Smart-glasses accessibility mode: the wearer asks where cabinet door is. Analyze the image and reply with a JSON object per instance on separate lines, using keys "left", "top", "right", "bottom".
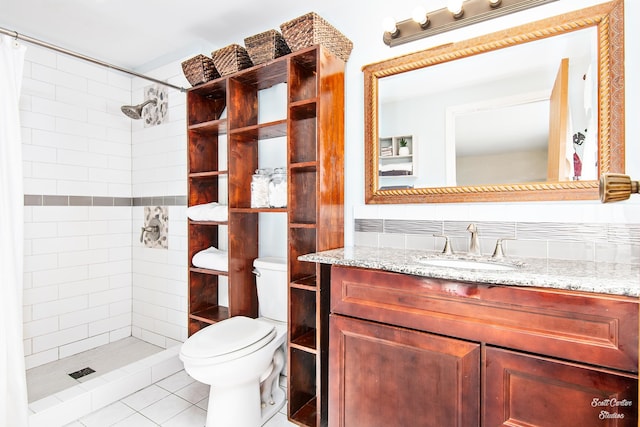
{"left": 485, "top": 346, "right": 638, "bottom": 426}
{"left": 329, "top": 314, "right": 480, "bottom": 427}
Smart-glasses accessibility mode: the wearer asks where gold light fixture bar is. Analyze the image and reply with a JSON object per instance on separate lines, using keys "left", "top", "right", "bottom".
{"left": 383, "top": 0, "right": 558, "bottom": 47}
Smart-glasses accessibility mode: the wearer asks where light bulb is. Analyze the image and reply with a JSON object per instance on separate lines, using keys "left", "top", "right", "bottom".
{"left": 447, "top": 0, "right": 464, "bottom": 17}
{"left": 382, "top": 16, "right": 398, "bottom": 35}
{"left": 411, "top": 7, "right": 428, "bottom": 26}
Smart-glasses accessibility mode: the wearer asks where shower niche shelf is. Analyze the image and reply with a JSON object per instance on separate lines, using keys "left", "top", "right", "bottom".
{"left": 186, "top": 45, "right": 345, "bottom": 427}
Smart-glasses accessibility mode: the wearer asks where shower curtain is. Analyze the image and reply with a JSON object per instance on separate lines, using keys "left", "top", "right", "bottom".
{"left": 0, "top": 34, "right": 28, "bottom": 427}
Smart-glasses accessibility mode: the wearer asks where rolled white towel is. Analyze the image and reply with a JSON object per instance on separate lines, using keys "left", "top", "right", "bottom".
{"left": 187, "top": 202, "right": 228, "bottom": 222}
{"left": 192, "top": 246, "right": 228, "bottom": 272}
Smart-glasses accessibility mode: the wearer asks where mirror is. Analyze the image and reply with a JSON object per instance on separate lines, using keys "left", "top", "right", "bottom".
{"left": 364, "top": 0, "right": 624, "bottom": 203}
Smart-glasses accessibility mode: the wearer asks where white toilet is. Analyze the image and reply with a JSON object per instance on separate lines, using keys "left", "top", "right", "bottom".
{"left": 179, "top": 257, "right": 288, "bottom": 427}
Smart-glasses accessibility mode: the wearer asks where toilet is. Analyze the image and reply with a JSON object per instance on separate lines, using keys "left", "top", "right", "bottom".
{"left": 179, "top": 257, "right": 288, "bottom": 427}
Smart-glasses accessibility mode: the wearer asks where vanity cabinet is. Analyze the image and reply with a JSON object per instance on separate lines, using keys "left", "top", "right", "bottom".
{"left": 186, "top": 46, "right": 345, "bottom": 427}
{"left": 329, "top": 265, "right": 638, "bottom": 426}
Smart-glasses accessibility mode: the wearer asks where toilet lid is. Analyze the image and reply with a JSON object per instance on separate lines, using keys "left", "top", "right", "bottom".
{"left": 181, "top": 316, "right": 275, "bottom": 360}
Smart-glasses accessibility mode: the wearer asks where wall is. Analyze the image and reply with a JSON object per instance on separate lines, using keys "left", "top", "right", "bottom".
{"left": 313, "top": 0, "right": 640, "bottom": 259}
{"left": 21, "top": 45, "right": 134, "bottom": 369}
{"left": 130, "top": 62, "right": 189, "bottom": 348}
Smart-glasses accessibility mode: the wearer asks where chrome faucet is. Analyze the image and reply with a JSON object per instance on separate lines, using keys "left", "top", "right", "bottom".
{"left": 467, "top": 223, "right": 481, "bottom": 255}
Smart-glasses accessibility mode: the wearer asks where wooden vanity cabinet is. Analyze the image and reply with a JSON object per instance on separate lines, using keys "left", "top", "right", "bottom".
{"left": 329, "top": 265, "right": 638, "bottom": 427}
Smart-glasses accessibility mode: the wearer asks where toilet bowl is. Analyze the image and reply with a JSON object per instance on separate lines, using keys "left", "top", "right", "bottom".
{"left": 179, "top": 257, "right": 288, "bottom": 427}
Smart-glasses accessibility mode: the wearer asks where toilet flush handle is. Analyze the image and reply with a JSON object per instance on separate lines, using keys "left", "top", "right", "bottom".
{"left": 252, "top": 269, "right": 260, "bottom": 277}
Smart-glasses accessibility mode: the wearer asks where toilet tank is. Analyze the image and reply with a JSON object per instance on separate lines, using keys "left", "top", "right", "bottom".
{"left": 253, "top": 257, "right": 287, "bottom": 322}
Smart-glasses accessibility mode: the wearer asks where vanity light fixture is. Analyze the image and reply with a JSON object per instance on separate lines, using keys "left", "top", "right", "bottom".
{"left": 599, "top": 174, "right": 640, "bottom": 203}
{"left": 382, "top": 0, "right": 558, "bottom": 47}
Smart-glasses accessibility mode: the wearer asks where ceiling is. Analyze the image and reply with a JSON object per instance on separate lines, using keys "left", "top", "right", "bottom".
{"left": 0, "top": 0, "right": 345, "bottom": 70}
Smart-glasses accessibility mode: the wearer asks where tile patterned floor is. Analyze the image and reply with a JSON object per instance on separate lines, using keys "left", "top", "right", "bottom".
{"left": 63, "top": 370, "right": 296, "bottom": 427}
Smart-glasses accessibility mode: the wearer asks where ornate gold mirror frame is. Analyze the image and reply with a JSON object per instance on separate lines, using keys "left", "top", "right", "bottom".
{"left": 364, "top": 0, "right": 624, "bottom": 204}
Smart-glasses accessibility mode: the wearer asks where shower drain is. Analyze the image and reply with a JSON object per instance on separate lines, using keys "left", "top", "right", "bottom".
{"left": 68, "top": 367, "right": 95, "bottom": 380}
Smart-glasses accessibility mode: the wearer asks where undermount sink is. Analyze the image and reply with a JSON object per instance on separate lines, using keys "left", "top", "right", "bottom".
{"left": 416, "top": 257, "right": 519, "bottom": 271}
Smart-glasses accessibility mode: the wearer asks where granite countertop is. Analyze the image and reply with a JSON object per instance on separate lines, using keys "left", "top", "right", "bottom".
{"left": 299, "top": 246, "right": 640, "bottom": 297}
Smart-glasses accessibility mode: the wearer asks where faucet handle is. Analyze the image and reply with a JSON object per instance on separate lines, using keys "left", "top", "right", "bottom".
{"left": 433, "top": 234, "right": 453, "bottom": 255}
{"left": 492, "top": 238, "right": 511, "bottom": 259}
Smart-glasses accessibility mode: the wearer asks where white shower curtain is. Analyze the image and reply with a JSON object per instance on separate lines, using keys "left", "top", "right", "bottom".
{"left": 0, "top": 34, "right": 28, "bottom": 427}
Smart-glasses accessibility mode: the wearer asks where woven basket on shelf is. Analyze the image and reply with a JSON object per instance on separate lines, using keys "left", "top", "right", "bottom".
{"left": 181, "top": 54, "right": 220, "bottom": 87}
{"left": 280, "top": 12, "right": 353, "bottom": 62}
{"left": 211, "top": 44, "right": 254, "bottom": 76}
{"left": 244, "top": 29, "right": 291, "bottom": 65}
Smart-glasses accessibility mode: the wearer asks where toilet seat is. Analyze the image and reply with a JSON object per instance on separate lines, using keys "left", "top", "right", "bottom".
{"left": 180, "top": 316, "right": 276, "bottom": 364}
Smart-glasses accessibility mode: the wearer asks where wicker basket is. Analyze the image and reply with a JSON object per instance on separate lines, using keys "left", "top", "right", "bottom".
{"left": 211, "top": 44, "right": 254, "bottom": 76}
{"left": 280, "top": 12, "right": 353, "bottom": 62}
{"left": 181, "top": 54, "right": 220, "bottom": 87}
{"left": 244, "top": 30, "right": 291, "bottom": 65}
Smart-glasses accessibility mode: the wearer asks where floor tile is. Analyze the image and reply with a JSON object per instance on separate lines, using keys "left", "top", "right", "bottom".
{"left": 195, "top": 396, "right": 208, "bottom": 410}
{"left": 264, "top": 411, "right": 298, "bottom": 427}
{"left": 155, "top": 370, "right": 194, "bottom": 393}
{"left": 79, "top": 401, "right": 135, "bottom": 427}
{"left": 173, "top": 381, "right": 209, "bottom": 404}
{"left": 112, "top": 412, "right": 159, "bottom": 427}
{"left": 162, "top": 405, "right": 207, "bottom": 427}
{"left": 121, "top": 384, "right": 171, "bottom": 411}
{"left": 139, "top": 394, "right": 192, "bottom": 425}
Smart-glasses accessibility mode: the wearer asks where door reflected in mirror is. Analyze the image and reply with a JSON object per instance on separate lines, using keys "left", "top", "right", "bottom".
{"left": 365, "top": 0, "right": 624, "bottom": 203}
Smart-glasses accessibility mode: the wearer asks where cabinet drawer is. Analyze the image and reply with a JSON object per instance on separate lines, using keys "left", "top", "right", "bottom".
{"left": 485, "top": 346, "right": 638, "bottom": 426}
{"left": 330, "top": 266, "right": 638, "bottom": 372}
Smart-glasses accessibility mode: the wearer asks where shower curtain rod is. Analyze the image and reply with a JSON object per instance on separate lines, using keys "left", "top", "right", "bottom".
{"left": 0, "top": 26, "right": 187, "bottom": 93}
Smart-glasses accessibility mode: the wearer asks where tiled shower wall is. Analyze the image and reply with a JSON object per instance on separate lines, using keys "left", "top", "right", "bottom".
{"left": 130, "top": 63, "right": 189, "bottom": 348}
{"left": 21, "top": 45, "right": 133, "bottom": 369}
{"left": 21, "top": 45, "right": 192, "bottom": 369}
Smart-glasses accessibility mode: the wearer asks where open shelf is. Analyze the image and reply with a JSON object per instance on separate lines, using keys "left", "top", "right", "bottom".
{"left": 189, "top": 267, "right": 228, "bottom": 276}
{"left": 291, "top": 275, "right": 317, "bottom": 290}
{"left": 289, "top": 348, "right": 319, "bottom": 427}
{"left": 188, "top": 118, "right": 227, "bottom": 134}
{"left": 188, "top": 170, "right": 228, "bottom": 179}
{"left": 291, "top": 330, "right": 317, "bottom": 353}
{"left": 290, "top": 397, "right": 318, "bottom": 427}
{"left": 229, "top": 119, "right": 287, "bottom": 140}
{"left": 187, "top": 45, "right": 344, "bottom": 427}
{"left": 230, "top": 207, "right": 287, "bottom": 214}
{"left": 189, "top": 305, "right": 230, "bottom": 323}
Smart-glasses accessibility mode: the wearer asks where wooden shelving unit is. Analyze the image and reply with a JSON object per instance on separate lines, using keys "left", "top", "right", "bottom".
{"left": 186, "top": 46, "right": 344, "bottom": 427}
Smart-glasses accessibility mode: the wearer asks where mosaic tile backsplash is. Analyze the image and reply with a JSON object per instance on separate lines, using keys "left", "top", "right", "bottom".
{"left": 354, "top": 218, "right": 640, "bottom": 265}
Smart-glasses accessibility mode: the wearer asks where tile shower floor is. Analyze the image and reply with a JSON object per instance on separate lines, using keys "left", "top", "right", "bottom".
{"left": 63, "top": 370, "right": 295, "bottom": 427}
{"left": 27, "top": 337, "right": 163, "bottom": 402}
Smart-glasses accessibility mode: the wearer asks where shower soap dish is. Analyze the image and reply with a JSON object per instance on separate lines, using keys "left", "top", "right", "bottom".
{"left": 244, "top": 29, "right": 291, "bottom": 65}
{"left": 212, "top": 44, "right": 254, "bottom": 76}
{"left": 181, "top": 54, "right": 220, "bottom": 87}
{"left": 280, "top": 12, "right": 353, "bottom": 62}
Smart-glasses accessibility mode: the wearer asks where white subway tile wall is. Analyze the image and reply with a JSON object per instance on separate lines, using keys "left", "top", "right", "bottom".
{"left": 23, "top": 206, "right": 133, "bottom": 368}
{"left": 21, "top": 44, "right": 191, "bottom": 369}
{"left": 131, "top": 64, "right": 189, "bottom": 347}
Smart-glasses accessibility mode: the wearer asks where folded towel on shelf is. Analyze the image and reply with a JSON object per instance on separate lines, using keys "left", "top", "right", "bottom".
{"left": 380, "top": 170, "right": 412, "bottom": 176}
{"left": 192, "top": 246, "right": 228, "bottom": 272}
{"left": 379, "top": 162, "right": 413, "bottom": 173}
{"left": 187, "top": 202, "right": 228, "bottom": 222}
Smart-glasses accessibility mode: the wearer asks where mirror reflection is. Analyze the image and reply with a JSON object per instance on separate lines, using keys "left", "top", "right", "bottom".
{"left": 364, "top": 0, "right": 624, "bottom": 204}
{"left": 378, "top": 27, "right": 598, "bottom": 190}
